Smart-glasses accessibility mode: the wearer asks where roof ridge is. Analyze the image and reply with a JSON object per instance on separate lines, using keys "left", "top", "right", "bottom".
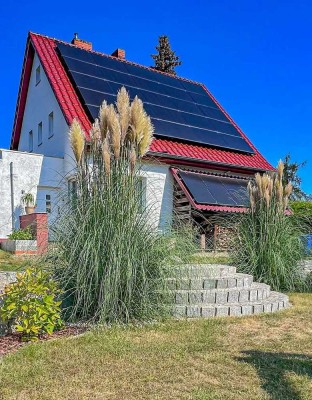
{"left": 29, "top": 32, "right": 203, "bottom": 87}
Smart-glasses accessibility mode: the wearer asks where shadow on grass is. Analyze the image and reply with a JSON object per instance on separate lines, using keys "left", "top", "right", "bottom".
{"left": 237, "top": 350, "right": 312, "bottom": 400}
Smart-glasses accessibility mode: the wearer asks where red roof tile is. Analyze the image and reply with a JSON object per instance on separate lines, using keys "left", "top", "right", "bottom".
{"left": 11, "top": 32, "right": 273, "bottom": 172}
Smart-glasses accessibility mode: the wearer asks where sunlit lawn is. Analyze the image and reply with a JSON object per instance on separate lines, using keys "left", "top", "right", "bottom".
{"left": 0, "top": 293, "right": 312, "bottom": 399}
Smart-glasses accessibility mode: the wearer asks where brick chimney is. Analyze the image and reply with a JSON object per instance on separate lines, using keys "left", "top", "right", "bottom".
{"left": 111, "top": 48, "right": 125, "bottom": 60}
{"left": 71, "top": 33, "right": 92, "bottom": 51}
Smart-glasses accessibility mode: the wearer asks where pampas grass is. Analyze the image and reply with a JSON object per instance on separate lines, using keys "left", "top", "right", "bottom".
{"left": 232, "top": 161, "right": 305, "bottom": 291}
{"left": 52, "top": 87, "right": 190, "bottom": 323}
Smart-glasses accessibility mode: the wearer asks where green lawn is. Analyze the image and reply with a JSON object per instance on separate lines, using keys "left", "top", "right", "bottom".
{"left": 0, "top": 250, "right": 31, "bottom": 272}
{"left": 0, "top": 293, "right": 312, "bottom": 399}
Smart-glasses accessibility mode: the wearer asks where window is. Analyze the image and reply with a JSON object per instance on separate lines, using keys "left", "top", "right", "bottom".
{"left": 45, "top": 194, "right": 51, "bottom": 213}
{"left": 38, "top": 122, "right": 43, "bottom": 146}
{"left": 48, "top": 112, "right": 54, "bottom": 138}
{"left": 35, "top": 66, "right": 41, "bottom": 85}
{"left": 29, "top": 130, "right": 33, "bottom": 152}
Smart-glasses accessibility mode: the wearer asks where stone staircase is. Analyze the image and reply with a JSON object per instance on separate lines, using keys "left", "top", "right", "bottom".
{"left": 170, "top": 264, "right": 290, "bottom": 318}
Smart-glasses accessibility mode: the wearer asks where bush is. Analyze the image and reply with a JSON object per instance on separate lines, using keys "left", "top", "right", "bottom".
{"left": 8, "top": 227, "right": 33, "bottom": 240}
{"left": 0, "top": 268, "right": 63, "bottom": 341}
{"left": 290, "top": 201, "right": 312, "bottom": 233}
{"left": 232, "top": 162, "right": 305, "bottom": 291}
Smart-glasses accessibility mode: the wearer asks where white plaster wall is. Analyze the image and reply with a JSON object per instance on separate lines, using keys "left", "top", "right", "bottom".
{"left": 18, "top": 53, "right": 69, "bottom": 158}
{"left": 141, "top": 161, "right": 173, "bottom": 231}
{"left": 0, "top": 149, "right": 63, "bottom": 239}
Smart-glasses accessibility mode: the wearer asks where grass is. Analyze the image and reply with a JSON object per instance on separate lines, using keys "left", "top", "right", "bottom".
{"left": 0, "top": 250, "right": 31, "bottom": 272}
{"left": 1, "top": 293, "right": 312, "bottom": 399}
{"left": 189, "top": 252, "right": 231, "bottom": 265}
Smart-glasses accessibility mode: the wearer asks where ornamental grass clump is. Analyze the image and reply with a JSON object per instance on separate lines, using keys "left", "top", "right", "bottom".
{"left": 232, "top": 161, "right": 305, "bottom": 291}
{"left": 52, "top": 87, "right": 184, "bottom": 323}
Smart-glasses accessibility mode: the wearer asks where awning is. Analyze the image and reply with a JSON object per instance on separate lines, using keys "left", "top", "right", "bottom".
{"left": 171, "top": 168, "right": 249, "bottom": 213}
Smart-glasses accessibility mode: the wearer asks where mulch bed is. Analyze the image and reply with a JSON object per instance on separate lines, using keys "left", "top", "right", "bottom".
{"left": 0, "top": 326, "right": 87, "bottom": 357}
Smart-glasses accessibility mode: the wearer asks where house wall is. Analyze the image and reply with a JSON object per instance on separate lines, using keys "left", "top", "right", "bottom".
{"left": 0, "top": 149, "right": 63, "bottom": 239}
{"left": 141, "top": 162, "right": 173, "bottom": 231}
{"left": 18, "top": 53, "right": 69, "bottom": 159}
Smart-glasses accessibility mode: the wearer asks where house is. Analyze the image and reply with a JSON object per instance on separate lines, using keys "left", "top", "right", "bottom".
{"left": 0, "top": 32, "right": 273, "bottom": 249}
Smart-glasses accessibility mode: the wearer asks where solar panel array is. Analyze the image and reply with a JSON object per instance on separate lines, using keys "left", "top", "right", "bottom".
{"left": 179, "top": 170, "right": 249, "bottom": 207}
{"left": 57, "top": 42, "right": 254, "bottom": 154}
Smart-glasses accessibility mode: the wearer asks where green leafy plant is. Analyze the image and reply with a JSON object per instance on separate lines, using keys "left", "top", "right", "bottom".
{"left": 8, "top": 227, "right": 33, "bottom": 240}
{"left": 232, "top": 161, "right": 305, "bottom": 291}
{"left": 0, "top": 268, "right": 63, "bottom": 341}
{"left": 21, "top": 193, "right": 35, "bottom": 207}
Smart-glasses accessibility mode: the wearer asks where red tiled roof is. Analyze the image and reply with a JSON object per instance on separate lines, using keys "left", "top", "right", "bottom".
{"left": 171, "top": 168, "right": 248, "bottom": 213}
{"left": 11, "top": 32, "right": 273, "bottom": 172}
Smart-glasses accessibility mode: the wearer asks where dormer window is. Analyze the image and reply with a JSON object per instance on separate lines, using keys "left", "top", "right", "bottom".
{"left": 36, "top": 65, "right": 41, "bottom": 85}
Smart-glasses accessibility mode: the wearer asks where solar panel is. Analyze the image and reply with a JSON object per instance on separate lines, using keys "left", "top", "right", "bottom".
{"left": 179, "top": 170, "right": 249, "bottom": 207}
{"left": 57, "top": 42, "right": 255, "bottom": 154}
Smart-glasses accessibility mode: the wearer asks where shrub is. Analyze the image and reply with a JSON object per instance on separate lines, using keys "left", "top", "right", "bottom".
{"left": 290, "top": 201, "right": 312, "bottom": 233}
{"left": 232, "top": 161, "right": 305, "bottom": 291}
{"left": 0, "top": 268, "right": 63, "bottom": 341}
{"left": 8, "top": 227, "right": 33, "bottom": 240}
{"left": 51, "top": 87, "right": 194, "bottom": 324}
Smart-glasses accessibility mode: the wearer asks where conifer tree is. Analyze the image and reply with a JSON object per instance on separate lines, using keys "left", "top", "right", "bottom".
{"left": 151, "top": 35, "right": 182, "bottom": 75}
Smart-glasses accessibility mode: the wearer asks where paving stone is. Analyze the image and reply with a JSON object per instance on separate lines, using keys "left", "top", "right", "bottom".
{"left": 172, "top": 306, "right": 186, "bottom": 317}
{"left": 271, "top": 302, "right": 278, "bottom": 312}
{"left": 189, "top": 292, "right": 202, "bottom": 304}
{"left": 216, "top": 306, "right": 229, "bottom": 316}
{"left": 201, "top": 307, "right": 215, "bottom": 317}
{"left": 243, "top": 276, "right": 253, "bottom": 287}
{"left": 227, "top": 278, "right": 237, "bottom": 288}
{"left": 175, "top": 292, "right": 188, "bottom": 304}
{"left": 216, "top": 279, "right": 227, "bottom": 289}
{"left": 241, "top": 305, "right": 253, "bottom": 315}
{"left": 203, "top": 279, "right": 216, "bottom": 289}
{"left": 263, "top": 303, "right": 272, "bottom": 312}
{"left": 257, "top": 289, "right": 263, "bottom": 300}
{"left": 236, "top": 278, "right": 244, "bottom": 288}
{"left": 228, "top": 290, "right": 239, "bottom": 303}
{"left": 177, "top": 279, "right": 190, "bottom": 290}
{"left": 216, "top": 291, "right": 227, "bottom": 304}
{"left": 239, "top": 290, "right": 249, "bottom": 302}
{"left": 250, "top": 289, "right": 258, "bottom": 302}
{"left": 203, "top": 292, "right": 216, "bottom": 304}
{"left": 189, "top": 279, "right": 203, "bottom": 290}
{"left": 186, "top": 306, "right": 200, "bottom": 318}
{"left": 229, "top": 306, "right": 242, "bottom": 316}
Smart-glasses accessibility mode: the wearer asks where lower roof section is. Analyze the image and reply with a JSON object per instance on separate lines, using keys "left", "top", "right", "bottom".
{"left": 171, "top": 168, "right": 249, "bottom": 213}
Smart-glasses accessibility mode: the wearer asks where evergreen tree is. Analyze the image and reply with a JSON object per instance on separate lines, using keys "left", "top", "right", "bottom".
{"left": 282, "top": 153, "right": 308, "bottom": 200}
{"left": 151, "top": 35, "right": 182, "bottom": 75}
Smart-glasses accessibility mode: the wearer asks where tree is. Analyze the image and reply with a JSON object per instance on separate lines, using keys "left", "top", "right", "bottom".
{"left": 151, "top": 35, "right": 182, "bottom": 75}
{"left": 282, "top": 153, "right": 308, "bottom": 200}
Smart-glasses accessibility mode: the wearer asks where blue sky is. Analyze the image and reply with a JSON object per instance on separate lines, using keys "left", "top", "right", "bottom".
{"left": 1, "top": 0, "right": 311, "bottom": 192}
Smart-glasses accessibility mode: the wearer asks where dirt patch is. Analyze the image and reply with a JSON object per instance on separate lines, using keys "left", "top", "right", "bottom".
{"left": 0, "top": 326, "right": 87, "bottom": 357}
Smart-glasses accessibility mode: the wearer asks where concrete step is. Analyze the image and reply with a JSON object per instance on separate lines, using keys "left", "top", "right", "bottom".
{"left": 172, "top": 292, "right": 290, "bottom": 318}
{"left": 168, "top": 273, "right": 254, "bottom": 291}
{"left": 173, "top": 282, "right": 271, "bottom": 305}
{"left": 172, "top": 264, "right": 237, "bottom": 279}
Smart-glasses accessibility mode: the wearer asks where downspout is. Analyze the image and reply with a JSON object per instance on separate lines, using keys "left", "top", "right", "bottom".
{"left": 10, "top": 162, "right": 15, "bottom": 231}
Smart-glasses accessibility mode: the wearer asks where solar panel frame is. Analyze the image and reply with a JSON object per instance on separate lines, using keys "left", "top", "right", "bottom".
{"left": 57, "top": 43, "right": 255, "bottom": 154}
{"left": 179, "top": 170, "right": 249, "bottom": 207}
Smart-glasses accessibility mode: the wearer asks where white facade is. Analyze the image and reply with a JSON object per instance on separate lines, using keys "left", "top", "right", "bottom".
{"left": 0, "top": 149, "right": 63, "bottom": 239}
{"left": 1, "top": 50, "right": 171, "bottom": 238}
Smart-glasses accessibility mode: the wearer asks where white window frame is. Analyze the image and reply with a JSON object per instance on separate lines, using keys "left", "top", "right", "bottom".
{"left": 38, "top": 122, "right": 43, "bottom": 146}
{"left": 48, "top": 112, "right": 54, "bottom": 138}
